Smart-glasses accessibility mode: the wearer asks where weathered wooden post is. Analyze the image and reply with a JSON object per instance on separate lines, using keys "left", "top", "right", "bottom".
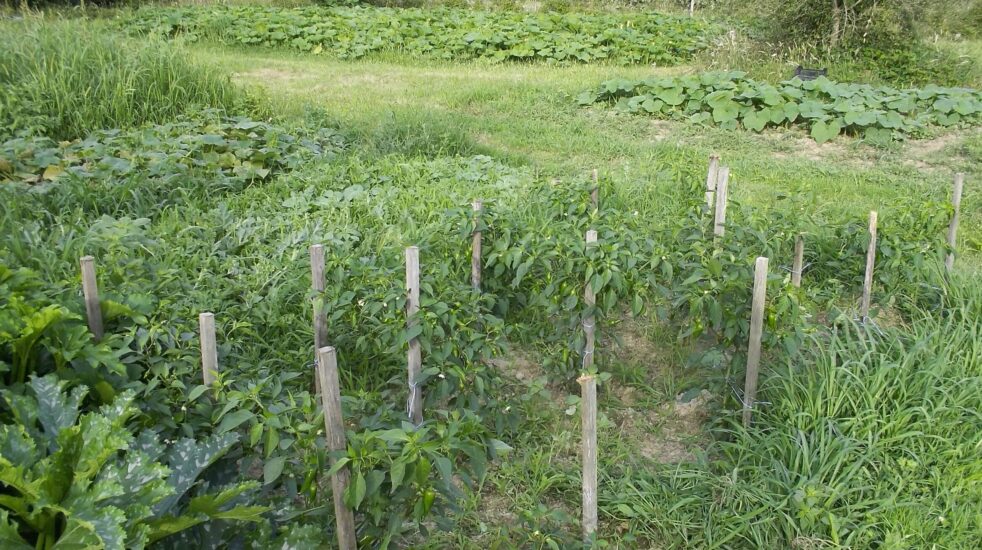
{"left": 580, "top": 229, "right": 599, "bottom": 538}
{"left": 406, "top": 246, "right": 423, "bottom": 425}
{"left": 79, "top": 256, "right": 103, "bottom": 340}
{"left": 583, "top": 230, "right": 598, "bottom": 373}
{"left": 579, "top": 373, "right": 598, "bottom": 539}
{"left": 860, "top": 211, "right": 878, "bottom": 322}
{"left": 742, "top": 256, "right": 768, "bottom": 427}
{"left": 945, "top": 173, "right": 964, "bottom": 273}
{"left": 471, "top": 201, "right": 483, "bottom": 291}
{"left": 311, "top": 244, "right": 327, "bottom": 394}
{"left": 792, "top": 235, "right": 804, "bottom": 288}
{"left": 705, "top": 154, "right": 720, "bottom": 210}
{"left": 199, "top": 312, "right": 218, "bottom": 387}
{"left": 316, "top": 346, "right": 357, "bottom": 550}
{"left": 713, "top": 166, "right": 730, "bottom": 238}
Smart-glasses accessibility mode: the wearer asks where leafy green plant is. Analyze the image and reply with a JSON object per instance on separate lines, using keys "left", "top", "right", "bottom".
{"left": 578, "top": 71, "right": 982, "bottom": 143}
{"left": 0, "top": 375, "right": 265, "bottom": 549}
{"left": 0, "top": 264, "right": 136, "bottom": 396}
{"left": 122, "top": 5, "right": 711, "bottom": 65}
{"left": 324, "top": 412, "right": 509, "bottom": 547}
{"left": 0, "top": 110, "right": 342, "bottom": 187}
{"left": 0, "top": 110, "right": 344, "bottom": 220}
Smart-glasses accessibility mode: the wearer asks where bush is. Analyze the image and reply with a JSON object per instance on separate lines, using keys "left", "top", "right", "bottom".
{"left": 0, "top": 18, "right": 247, "bottom": 141}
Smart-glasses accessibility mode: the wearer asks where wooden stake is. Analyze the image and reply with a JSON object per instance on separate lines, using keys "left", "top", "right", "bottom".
{"left": 79, "top": 256, "right": 103, "bottom": 340}
{"left": 580, "top": 231, "right": 599, "bottom": 537}
{"left": 590, "top": 169, "right": 599, "bottom": 211}
{"left": 792, "top": 235, "right": 804, "bottom": 288}
{"left": 742, "top": 256, "right": 768, "bottom": 427}
{"left": 311, "top": 244, "right": 327, "bottom": 394}
{"left": 406, "top": 246, "right": 423, "bottom": 425}
{"left": 579, "top": 373, "right": 598, "bottom": 539}
{"left": 713, "top": 166, "right": 730, "bottom": 238}
{"left": 705, "top": 154, "right": 719, "bottom": 210}
{"left": 860, "top": 211, "right": 878, "bottom": 322}
{"left": 945, "top": 173, "right": 964, "bottom": 273}
{"left": 316, "top": 346, "right": 357, "bottom": 550}
{"left": 471, "top": 201, "right": 482, "bottom": 290}
{"left": 583, "top": 230, "right": 598, "bottom": 374}
{"left": 199, "top": 312, "right": 218, "bottom": 387}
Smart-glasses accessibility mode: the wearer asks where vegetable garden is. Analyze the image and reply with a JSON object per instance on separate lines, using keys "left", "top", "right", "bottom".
{"left": 1, "top": 4, "right": 980, "bottom": 549}
{"left": 122, "top": 5, "right": 711, "bottom": 65}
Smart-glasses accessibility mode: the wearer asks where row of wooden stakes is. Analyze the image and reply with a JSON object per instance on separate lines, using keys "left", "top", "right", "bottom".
{"left": 579, "top": 157, "right": 966, "bottom": 540}
{"left": 73, "top": 160, "right": 965, "bottom": 545}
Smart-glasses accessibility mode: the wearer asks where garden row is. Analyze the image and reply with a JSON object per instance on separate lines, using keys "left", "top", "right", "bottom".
{"left": 577, "top": 71, "right": 982, "bottom": 142}
{"left": 2, "top": 136, "right": 966, "bottom": 546}
{"left": 121, "top": 5, "right": 711, "bottom": 64}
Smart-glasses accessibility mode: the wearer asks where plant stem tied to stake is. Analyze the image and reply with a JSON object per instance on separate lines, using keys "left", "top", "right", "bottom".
{"left": 79, "top": 256, "right": 103, "bottom": 340}
{"left": 583, "top": 230, "right": 598, "bottom": 374}
{"left": 742, "top": 256, "right": 768, "bottom": 427}
{"left": 406, "top": 246, "right": 423, "bottom": 425}
{"left": 316, "top": 346, "right": 357, "bottom": 550}
{"left": 946, "top": 173, "right": 964, "bottom": 273}
{"left": 713, "top": 166, "right": 730, "bottom": 238}
{"left": 472, "top": 201, "right": 482, "bottom": 291}
{"left": 861, "top": 211, "right": 878, "bottom": 322}
{"left": 792, "top": 235, "right": 804, "bottom": 288}
{"left": 705, "top": 154, "right": 719, "bottom": 211}
{"left": 311, "top": 244, "right": 327, "bottom": 395}
{"left": 199, "top": 312, "right": 218, "bottom": 389}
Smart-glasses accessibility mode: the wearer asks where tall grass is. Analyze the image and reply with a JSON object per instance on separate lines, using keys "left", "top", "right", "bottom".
{"left": 0, "top": 17, "right": 247, "bottom": 141}
{"left": 607, "top": 279, "right": 982, "bottom": 547}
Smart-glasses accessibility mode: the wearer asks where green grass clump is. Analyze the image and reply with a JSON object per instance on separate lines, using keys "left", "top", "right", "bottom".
{"left": 0, "top": 18, "right": 247, "bottom": 141}
{"left": 122, "top": 5, "right": 711, "bottom": 65}
{"left": 605, "top": 279, "right": 982, "bottom": 547}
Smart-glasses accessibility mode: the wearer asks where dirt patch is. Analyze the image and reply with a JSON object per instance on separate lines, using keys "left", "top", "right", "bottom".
{"left": 609, "top": 317, "right": 672, "bottom": 376}
{"left": 476, "top": 485, "right": 518, "bottom": 526}
{"left": 770, "top": 132, "right": 861, "bottom": 166}
{"left": 489, "top": 348, "right": 543, "bottom": 383}
{"left": 669, "top": 389, "right": 715, "bottom": 429}
{"left": 871, "top": 304, "right": 909, "bottom": 331}
{"left": 614, "top": 389, "right": 715, "bottom": 464}
{"left": 649, "top": 119, "right": 674, "bottom": 142}
{"left": 901, "top": 129, "right": 978, "bottom": 171}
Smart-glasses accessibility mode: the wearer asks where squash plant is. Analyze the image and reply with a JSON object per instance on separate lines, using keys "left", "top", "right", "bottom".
{"left": 579, "top": 71, "right": 982, "bottom": 143}
{"left": 0, "top": 265, "right": 132, "bottom": 398}
{"left": 0, "top": 375, "right": 265, "bottom": 549}
{"left": 122, "top": 5, "right": 711, "bottom": 66}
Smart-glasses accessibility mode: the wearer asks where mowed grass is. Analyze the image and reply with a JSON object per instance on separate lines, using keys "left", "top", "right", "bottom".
{"left": 200, "top": 46, "right": 982, "bottom": 270}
